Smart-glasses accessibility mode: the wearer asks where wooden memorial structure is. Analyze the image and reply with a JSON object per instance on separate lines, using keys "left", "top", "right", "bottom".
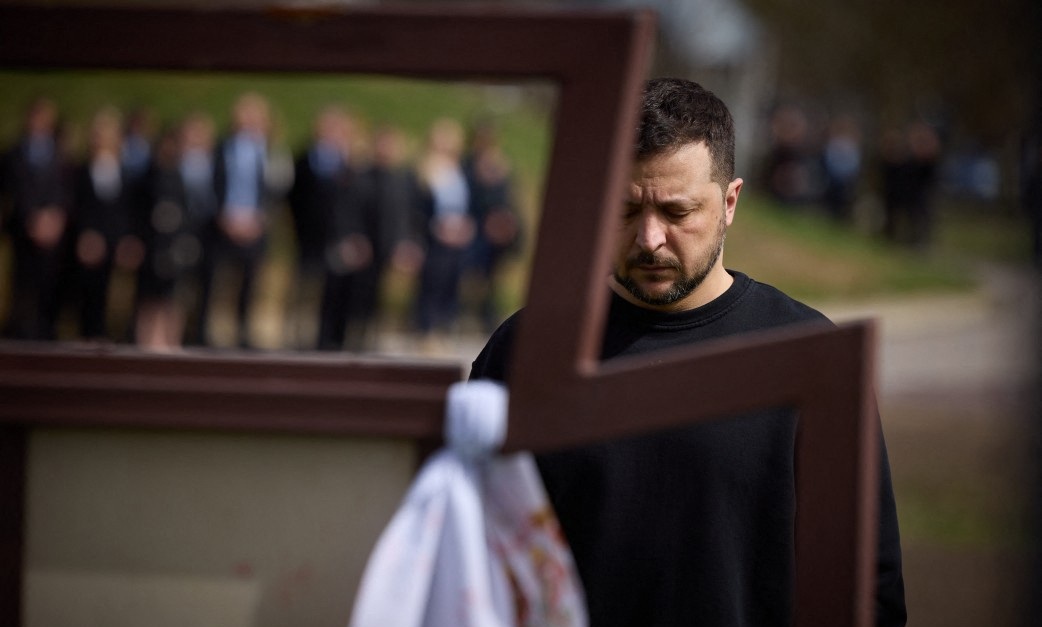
{"left": 0, "top": 5, "right": 879, "bottom": 627}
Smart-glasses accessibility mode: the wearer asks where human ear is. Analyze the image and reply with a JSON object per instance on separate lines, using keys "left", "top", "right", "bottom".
{"left": 725, "top": 178, "right": 743, "bottom": 225}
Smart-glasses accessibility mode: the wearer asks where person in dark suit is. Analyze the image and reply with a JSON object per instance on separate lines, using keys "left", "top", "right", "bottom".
{"left": 349, "top": 124, "right": 427, "bottom": 349}
{"left": 462, "top": 120, "right": 521, "bottom": 332}
{"left": 135, "top": 112, "right": 218, "bottom": 350}
{"left": 289, "top": 106, "right": 356, "bottom": 349}
{"left": 208, "top": 92, "right": 275, "bottom": 348}
{"left": 1, "top": 97, "right": 73, "bottom": 341}
{"left": 291, "top": 107, "right": 378, "bottom": 352}
{"left": 70, "top": 106, "right": 143, "bottom": 341}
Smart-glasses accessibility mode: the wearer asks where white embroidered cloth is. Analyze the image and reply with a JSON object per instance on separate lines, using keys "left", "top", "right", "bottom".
{"left": 349, "top": 380, "right": 587, "bottom": 627}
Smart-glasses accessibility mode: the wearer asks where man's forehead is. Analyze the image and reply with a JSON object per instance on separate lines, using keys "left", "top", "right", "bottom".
{"left": 630, "top": 142, "right": 716, "bottom": 188}
{"left": 636, "top": 139, "right": 711, "bottom": 163}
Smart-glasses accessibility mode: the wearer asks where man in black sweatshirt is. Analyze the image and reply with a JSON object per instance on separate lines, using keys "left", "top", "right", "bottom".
{"left": 470, "top": 77, "right": 906, "bottom": 626}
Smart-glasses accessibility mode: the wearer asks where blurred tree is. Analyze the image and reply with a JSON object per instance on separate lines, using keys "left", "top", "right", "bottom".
{"left": 743, "top": 0, "right": 1039, "bottom": 145}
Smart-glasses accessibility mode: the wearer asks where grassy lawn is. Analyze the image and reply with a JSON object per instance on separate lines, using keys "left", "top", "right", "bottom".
{"left": 886, "top": 400, "right": 1035, "bottom": 549}
{"left": 725, "top": 193, "right": 976, "bottom": 303}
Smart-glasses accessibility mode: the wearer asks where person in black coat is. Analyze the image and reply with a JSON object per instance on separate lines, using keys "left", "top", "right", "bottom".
{"left": 70, "top": 107, "right": 143, "bottom": 341}
{"left": 352, "top": 124, "right": 427, "bottom": 347}
{"left": 292, "top": 108, "right": 379, "bottom": 352}
{"left": 462, "top": 120, "right": 521, "bottom": 332}
{"left": 1, "top": 97, "right": 73, "bottom": 341}
{"left": 289, "top": 106, "right": 360, "bottom": 350}
{"left": 135, "top": 113, "right": 218, "bottom": 350}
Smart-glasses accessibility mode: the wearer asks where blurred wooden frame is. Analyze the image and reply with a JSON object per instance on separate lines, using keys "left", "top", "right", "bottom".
{"left": 0, "top": 4, "right": 878, "bottom": 627}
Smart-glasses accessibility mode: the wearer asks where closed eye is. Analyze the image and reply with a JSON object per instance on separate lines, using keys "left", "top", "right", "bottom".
{"left": 663, "top": 203, "right": 699, "bottom": 219}
{"left": 623, "top": 202, "right": 642, "bottom": 220}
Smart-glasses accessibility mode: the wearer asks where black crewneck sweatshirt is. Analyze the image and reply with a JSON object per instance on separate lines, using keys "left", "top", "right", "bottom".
{"left": 470, "top": 270, "right": 906, "bottom": 627}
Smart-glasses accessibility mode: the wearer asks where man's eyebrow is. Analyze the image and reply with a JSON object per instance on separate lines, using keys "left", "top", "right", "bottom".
{"left": 625, "top": 190, "right": 700, "bottom": 204}
{"left": 660, "top": 197, "right": 702, "bottom": 209}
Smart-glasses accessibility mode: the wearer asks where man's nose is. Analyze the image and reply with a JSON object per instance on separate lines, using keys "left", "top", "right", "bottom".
{"left": 634, "top": 210, "right": 667, "bottom": 251}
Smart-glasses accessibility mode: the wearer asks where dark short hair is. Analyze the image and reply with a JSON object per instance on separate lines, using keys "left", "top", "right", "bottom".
{"left": 637, "top": 78, "right": 736, "bottom": 189}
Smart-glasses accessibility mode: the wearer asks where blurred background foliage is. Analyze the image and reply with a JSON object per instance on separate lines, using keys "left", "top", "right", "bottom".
{"left": 744, "top": 0, "right": 1040, "bottom": 143}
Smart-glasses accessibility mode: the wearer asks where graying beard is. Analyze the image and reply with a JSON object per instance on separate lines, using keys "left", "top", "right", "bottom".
{"left": 614, "top": 230, "right": 725, "bottom": 307}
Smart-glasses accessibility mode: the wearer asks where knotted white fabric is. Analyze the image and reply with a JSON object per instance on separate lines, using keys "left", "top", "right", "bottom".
{"left": 349, "top": 380, "right": 587, "bottom": 627}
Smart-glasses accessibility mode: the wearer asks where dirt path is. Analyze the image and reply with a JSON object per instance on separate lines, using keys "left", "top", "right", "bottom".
{"left": 821, "top": 263, "right": 1040, "bottom": 627}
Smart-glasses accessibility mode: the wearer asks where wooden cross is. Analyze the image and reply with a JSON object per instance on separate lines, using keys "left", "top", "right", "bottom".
{"left": 0, "top": 5, "right": 878, "bottom": 627}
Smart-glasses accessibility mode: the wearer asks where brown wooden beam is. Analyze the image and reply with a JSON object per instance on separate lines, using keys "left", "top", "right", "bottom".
{"left": 0, "top": 4, "right": 651, "bottom": 79}
{"left": 0, "top": 343, "right": 461, "bottom": 438}
{"left": 506, "top": 318, "right": 881, "bottom": 627}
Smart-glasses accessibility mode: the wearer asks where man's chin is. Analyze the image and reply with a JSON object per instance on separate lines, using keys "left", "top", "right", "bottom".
{"left": 614, "top": 271, "right": 701, "bottom": 307}
{"left": 635, "top": 284, "right": 672, "bottom": 301}
{"left": 627, "top": 282, "right": 679, "bottom": 306}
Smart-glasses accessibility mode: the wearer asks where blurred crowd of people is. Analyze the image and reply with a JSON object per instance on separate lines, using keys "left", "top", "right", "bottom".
{"left": 0, "top": 93, "right": 522, "bottom": 352}
{"left": 762, "top": 103, "right": 946, "bottom": 250}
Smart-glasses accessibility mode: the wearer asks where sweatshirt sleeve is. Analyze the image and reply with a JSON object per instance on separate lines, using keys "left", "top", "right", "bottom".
{"left": 468, "top": 310, "right": 520, "bottom": 383}
{"left": 875, "top": 426, "right": 908, "bottom": 626}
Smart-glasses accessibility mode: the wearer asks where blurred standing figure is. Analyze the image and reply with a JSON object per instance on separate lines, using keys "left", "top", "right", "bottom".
{"left": 462, "top": 120, "right": 521, "bottom": 332}
{"left": 121, "top": 107, "right": 157, "bottom": 237}
{"left": 135, "top": 125, "right": 183, "bottom": 349}
{"left": 355, "top": 125, "right": 426, "bottom": 345}
{"left": 879, "top": 127, "right": 909, "bottom": 242}
{"left": 136, "top": 113, "right": 217, "bottom": 350}
{"left": 120, "top": 107, "right": 156, "bottom": 339}
{"left": 879, "top": 121, "right": 942, "bottom": 249}
{"left": 902, "top": 120, "right": 942, "bottom": 249}
{"left": 179, "top": 112, "right": 221, "bottom": 346}
{"left": 288, "top": 107, "right": 348, "bottom": 347}
{"left": 764, "top": 104, "right": 817, "bottom": 204}
{"left": 1, "top": 97, "right": 73, "bottom": 340}
{"left": 71, "top": 106, "right": 144, "bottom": 341}
{"left": 209, "top": 92, "right": 273, "bottom": 348}
{"left": 1021, "top": 132, "right": 1042, "bottom": 268}
{"left": 288, "top": 106, "right": 372, "bottom": 351}
{"left": 415, "top": 118, "right": 474, "bottom": 345}
{"left": 821, "top": 114, "right": 862, "bottom": 223}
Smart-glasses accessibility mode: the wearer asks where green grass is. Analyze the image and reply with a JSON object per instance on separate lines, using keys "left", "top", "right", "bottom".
{"left": 932, "top": 199, "right": 1037, "bottom": 265}
{"left": 726, "top": 194, "right": 988, "bottom": 303}
{"left": 897, "top": 486, "right": 1031, "bottom": 549}
{"left": 885, "top": 404, "right": 1038, "bottom": 550}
